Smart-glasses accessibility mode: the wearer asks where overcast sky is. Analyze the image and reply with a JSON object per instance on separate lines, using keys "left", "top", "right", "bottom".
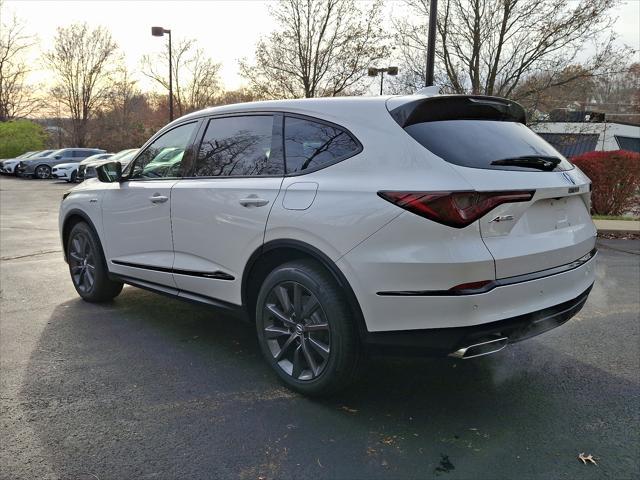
{"left": 4, "top": 0, "right": 640, "bottom": 92}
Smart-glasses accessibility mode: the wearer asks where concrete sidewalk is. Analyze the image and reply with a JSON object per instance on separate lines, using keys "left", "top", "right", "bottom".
{"left": 594, "top": 219, "right": 640, "bottom": 232}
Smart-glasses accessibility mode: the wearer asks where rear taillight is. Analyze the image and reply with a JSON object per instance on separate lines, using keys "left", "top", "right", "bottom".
{"left": 378, "top": 190, "right": 534, "bottom": 228}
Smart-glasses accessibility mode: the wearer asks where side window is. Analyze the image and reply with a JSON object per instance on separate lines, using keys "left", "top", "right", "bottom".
{"left": 194, "top": 115, "right": 281, "bottom": 177}
{"left": 72, "top": 151, "right": 90, "bottom": 158}
{"left": 284, "top": 117, "right": 360, "bottom": 173}
{"left": 130, "top": 122, "right": 197, "bottom": 179}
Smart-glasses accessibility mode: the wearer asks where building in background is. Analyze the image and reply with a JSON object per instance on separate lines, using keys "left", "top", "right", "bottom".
{"left": 531, "top": 108, "right": 640, "bottom": 157}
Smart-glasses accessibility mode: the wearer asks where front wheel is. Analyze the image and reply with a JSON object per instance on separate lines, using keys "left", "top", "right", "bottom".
{"left": 69, "top": 170, "right": 77, "bottom": 182}
{"left": 67, "top": 222, "right": 123, "bottom": 302}
{"left": 255, "top": 260, "right": 364, "bottom": 396}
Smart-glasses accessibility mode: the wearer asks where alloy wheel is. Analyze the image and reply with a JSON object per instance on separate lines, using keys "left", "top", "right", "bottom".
{"left": 263, "top": 281, "right": 331, "bottom": 381}
{"left": 69, "top": 232, "right": 96, "bottom": 294}
{"left": 35, "top": 165, "right": 50, "bottom": 179}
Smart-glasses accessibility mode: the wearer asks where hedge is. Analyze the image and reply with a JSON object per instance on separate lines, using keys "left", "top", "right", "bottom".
{"left": 0, "top": 120, "right": 48, "bottom": 159}
{"left": 571, "top": 150, "right": 640, "bottom": 216}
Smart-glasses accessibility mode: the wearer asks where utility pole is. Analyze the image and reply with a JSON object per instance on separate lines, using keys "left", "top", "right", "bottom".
{"left": 425, "top": 0, "right": 438, "bottom": 86}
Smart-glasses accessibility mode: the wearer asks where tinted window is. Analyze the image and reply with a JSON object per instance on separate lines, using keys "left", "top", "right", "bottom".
{"left": 404, "top": 120, "right": 574, "bottom": 171}
{"left": 130, "top": 122, "right": 197, "bottom": 179}
{"left": 194, "top": 115, "right": 279, "bottom": 176}
{"left": 72, "top": 151, "right": 91, "bottom": 158}
{"left": 284, "top": 117, "right": 360, "bottom": 173}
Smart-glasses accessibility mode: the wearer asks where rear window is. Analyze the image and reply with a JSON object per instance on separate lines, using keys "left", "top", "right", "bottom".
{"left": 404, "top": 120, "right": 573, "bottom": 172}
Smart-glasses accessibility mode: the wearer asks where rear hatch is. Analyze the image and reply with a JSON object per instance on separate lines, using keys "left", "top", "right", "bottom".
{"left": 388, "top": 94, "right": 596, "bottom": 279}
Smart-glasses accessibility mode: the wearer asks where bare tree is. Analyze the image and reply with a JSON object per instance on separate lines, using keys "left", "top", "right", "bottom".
{"left": 0, "top": 8, "right": 40, "bottom": 121}
{"left": 239, "top": 0, "right": 389, "bottom": 99}
{"left": 44, "top": 23, "right": 118, "bottom": 146}
{"left": 394, "top": 0, "right": 628, "bottom": 99}
{"left": 142, "top": 38, "right": 222, "bottom": 116}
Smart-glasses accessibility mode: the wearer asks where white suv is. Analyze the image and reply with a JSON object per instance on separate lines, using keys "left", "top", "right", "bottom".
{"left": 59, "top": 93, "right": 597, "bottom": 395}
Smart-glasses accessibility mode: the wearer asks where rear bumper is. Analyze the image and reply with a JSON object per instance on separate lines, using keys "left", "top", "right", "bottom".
{"left": 364, "top": 284, "right": 592, "bottom": 356}
{"left": 341, "top": 237, "right": 597, "bottom": 333}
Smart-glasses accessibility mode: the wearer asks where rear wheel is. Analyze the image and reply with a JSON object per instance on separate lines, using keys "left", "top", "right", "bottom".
{"left": 34, "top": 164, "right": 51, "bottom": 179}
{"left": 67, "top": 222, "right": 123, "bottom": 302}
{"left": 256, "top": 260, "right": 364, "bottom": 396}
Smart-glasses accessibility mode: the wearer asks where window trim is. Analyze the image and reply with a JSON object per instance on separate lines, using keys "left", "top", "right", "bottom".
{"left": 181, "top": 112, "right": 285, "bottom": 179}
{"left": 123, "top": 119, "right": 202, "bottom": 182}
{"left": 282, "top": 113, "right": 363, "bottom": 177}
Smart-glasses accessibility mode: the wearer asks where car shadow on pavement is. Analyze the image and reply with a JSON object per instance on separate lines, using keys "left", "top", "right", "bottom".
{"left": 17, "top": 286, "right": 639, "bottom": 480}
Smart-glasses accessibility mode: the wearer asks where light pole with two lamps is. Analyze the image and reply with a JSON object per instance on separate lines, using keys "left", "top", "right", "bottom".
{"left": 367, "top": 66, "right": 398, "bottom": 95}
{"left": 151, "top": 26, "right": 173, "bottom": 122}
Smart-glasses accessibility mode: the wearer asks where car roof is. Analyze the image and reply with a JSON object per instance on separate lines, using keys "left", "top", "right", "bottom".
{"left": 175, "top": 96, "right": 393, "bottom": 124}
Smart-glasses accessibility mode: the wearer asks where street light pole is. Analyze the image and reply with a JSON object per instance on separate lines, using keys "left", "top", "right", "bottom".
{"left": 168, "top": 30, "right": 173, "bottom": 122}
{"left": 151, "top": 26, "right": 173, "bottom": 122}
{"left": 368, "top": 66, "right": 398, "bottom": 95}
{"left": 425, "top": 0, "right": 438, "bottom": 87}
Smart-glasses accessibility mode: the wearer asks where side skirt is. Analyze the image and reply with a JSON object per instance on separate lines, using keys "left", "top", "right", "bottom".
{"left": 109, "top": 273, "right": 249, "bottom": 321}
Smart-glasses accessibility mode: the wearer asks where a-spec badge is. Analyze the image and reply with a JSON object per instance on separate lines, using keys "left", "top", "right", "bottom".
{"left": 489, "top": 215, "right": 515, "bottom": 223}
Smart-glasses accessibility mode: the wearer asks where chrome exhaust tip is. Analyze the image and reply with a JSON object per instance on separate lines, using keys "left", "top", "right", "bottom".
{"left": 449, "top": 337, "right": 508, "bottom": 360}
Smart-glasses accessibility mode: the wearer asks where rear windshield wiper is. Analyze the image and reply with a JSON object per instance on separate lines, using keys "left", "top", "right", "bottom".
{"left": 491, "top": 155, "right": 561, "bottom": 171}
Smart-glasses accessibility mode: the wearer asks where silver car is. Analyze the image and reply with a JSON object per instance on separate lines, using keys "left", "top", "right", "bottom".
{"left": 1, "top": 150, "right": 56, "bottom": 175}
{"left": 17, "top": 148, "right": 106, "bottom": 179}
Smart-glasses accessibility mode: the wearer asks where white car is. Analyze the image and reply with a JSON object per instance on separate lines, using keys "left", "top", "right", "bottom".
{"left": 59, "top": 93, "right": 597, "bottom": 395}
{"left": 52, "top": 153, "right": 113, "bottom": 182}
{"left": 78, "top": 148, "right": 139, "bottom": 181}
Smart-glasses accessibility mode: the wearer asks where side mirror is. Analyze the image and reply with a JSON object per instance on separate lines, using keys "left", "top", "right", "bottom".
{"left": 96, "top": 161, "right": 122, "bottom": 183}
{"left": 55, "top": 155, "right": 62, "bottom": 159}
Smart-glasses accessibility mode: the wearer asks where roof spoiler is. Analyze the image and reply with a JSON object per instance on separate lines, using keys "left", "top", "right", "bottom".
{"left": 389, "top": 95, "right": 527, "bottom": 128}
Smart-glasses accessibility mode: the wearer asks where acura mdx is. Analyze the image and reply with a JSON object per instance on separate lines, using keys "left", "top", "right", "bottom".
{"left": 59, "top": 92, "right": 597, "bottom": 395}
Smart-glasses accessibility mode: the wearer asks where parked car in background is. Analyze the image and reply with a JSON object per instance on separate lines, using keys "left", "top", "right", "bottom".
{"left": 59, "top": 93, "right": 596, "bottom": 395}
{"left": 1, "top": 150, "right": 56, "bottom": 175}
{"left": 78, "top": 148, "right": 138, "bottom": 181}
{"left": 52, "top": 153, "right": 113, "bottom": 182}
{"left": 17, "top": 148, "right": 106, "bottom": 179}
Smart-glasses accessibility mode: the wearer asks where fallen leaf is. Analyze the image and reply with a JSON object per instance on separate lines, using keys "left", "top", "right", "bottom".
{"left": 340, "top": 406, "right": 358, "bottom": 414}
{"left": 578, "top": 453, "right": 598, "bottom": 465}
{"left": 317, "top": 458, "right": 323, "bottom": 468}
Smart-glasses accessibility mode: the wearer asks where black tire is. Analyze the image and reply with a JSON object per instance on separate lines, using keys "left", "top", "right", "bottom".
{"left": 34, "top": 164, "right": 51, "bottom": 179}
{"left": 67, "top": 222, "right": 123, "bottom": 302}
{"left": 69, "top": 170, "right": 77, "bottom": 183}
{"left": 255, "top": 259, "right": 364, "bottom": 396}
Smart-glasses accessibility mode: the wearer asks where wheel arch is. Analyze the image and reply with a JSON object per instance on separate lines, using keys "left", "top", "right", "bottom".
{"left": 61, "top": 209, "right": 102, "bottom": 263}
{"left": 242, "top": 239, "right": 368, "bottom": 339}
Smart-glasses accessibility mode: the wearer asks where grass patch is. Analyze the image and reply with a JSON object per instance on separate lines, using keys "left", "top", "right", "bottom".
{"left": 592, "top": 214, "right": 639, "bottom": 221}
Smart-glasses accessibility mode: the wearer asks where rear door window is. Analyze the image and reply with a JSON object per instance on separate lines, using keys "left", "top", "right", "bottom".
{"left": 404, "top": 120, "right": 574, "bottom": 171}
{"left": 194, "top": 115, "right": 281, "bottom": 176}
{"left": 284, "top": 117, "right": 360, "bottom": 174}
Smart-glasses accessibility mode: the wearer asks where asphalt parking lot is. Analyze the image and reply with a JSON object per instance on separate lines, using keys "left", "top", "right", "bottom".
{"left": 1, "top": 175, "right": 638, "bottom": 480}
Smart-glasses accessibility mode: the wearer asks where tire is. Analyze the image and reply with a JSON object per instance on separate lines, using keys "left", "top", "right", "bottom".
{"left": 34, "top": 164, "right": 51, "bottom": 179}
{"left": 69, "top": 170, "right": 77, "bottom": 183}
{"left": 255, "top": 259, "right": 364, "bottom": 396}
{"left": 67, "top": 221, "right": 123, "bottom": 302}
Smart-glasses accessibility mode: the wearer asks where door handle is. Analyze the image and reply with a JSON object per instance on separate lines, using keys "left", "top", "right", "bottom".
{"left": 149, "top": 194, "right": 169, "bottom": 204}
{"left": 239, "top": 197, "right": 269, "bottom": 207}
